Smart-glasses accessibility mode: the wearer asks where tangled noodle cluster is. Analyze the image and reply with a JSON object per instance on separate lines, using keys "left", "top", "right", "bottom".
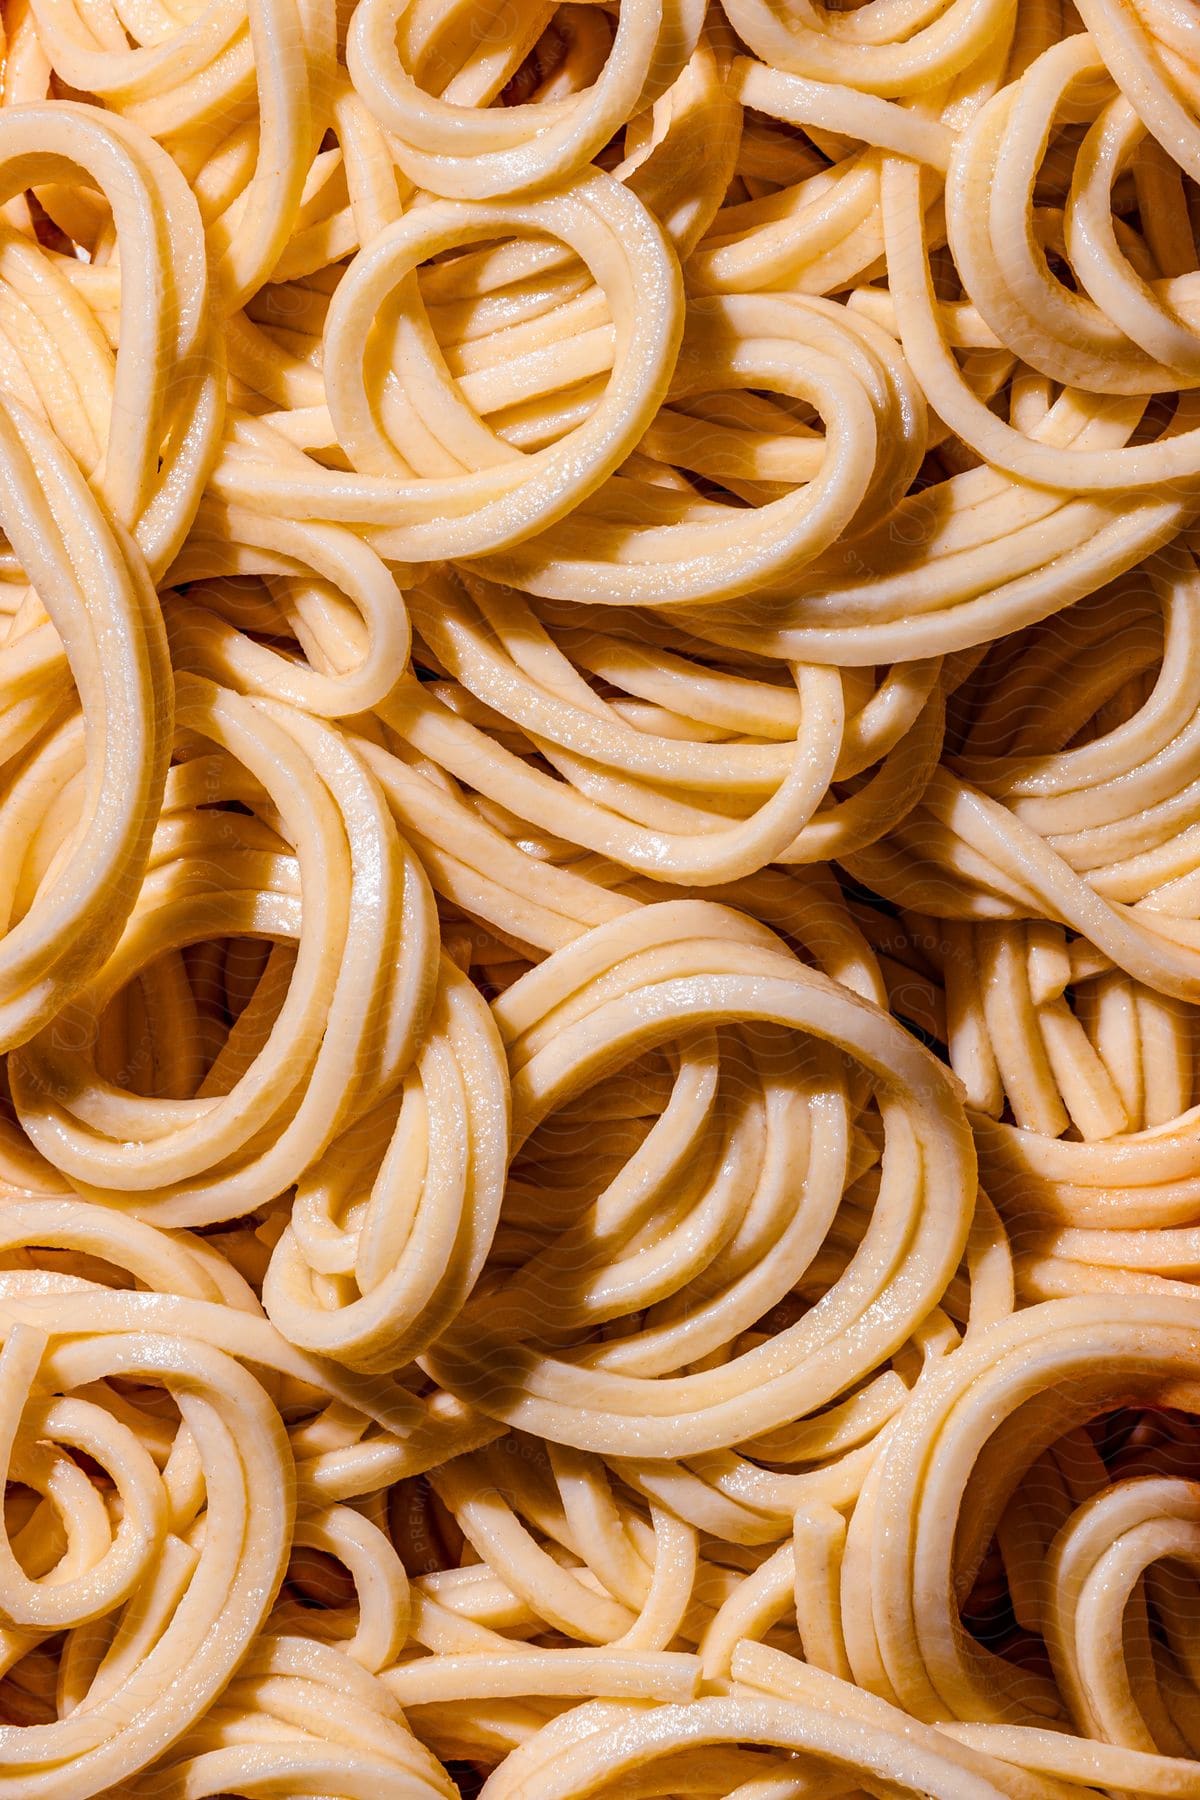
{"left": 2, "top": 0, "right": 1200, "bottom": 1791}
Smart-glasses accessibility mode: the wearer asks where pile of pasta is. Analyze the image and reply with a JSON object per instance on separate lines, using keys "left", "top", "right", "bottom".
{"left": 4, "top": 0, "right": 1200, "bottom": 1791}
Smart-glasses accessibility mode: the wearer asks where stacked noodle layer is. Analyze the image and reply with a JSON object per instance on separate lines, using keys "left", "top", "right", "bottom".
{"left": 0, "top": 0, "right": 1199, "bottom": 1792}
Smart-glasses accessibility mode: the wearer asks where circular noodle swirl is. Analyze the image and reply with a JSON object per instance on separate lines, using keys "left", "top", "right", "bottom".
{"left": 425, "top": 899, "right": 977, "bottom": 1457}
{"left": 3, "top": 0, "right": 1200, "bottom": 1795}
{"left": 0, "top": 1318, "right": 292, "bottom": 1797}
{"left": 348, "top": 0, "right": 706, "bottom": 200}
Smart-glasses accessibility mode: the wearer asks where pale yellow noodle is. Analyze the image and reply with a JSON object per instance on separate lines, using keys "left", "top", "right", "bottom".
{"left": 0, "top": 0, "right": 1197, "bottom": 1794}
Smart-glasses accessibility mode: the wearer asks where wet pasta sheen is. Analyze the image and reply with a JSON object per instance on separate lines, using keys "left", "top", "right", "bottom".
{"left": 0, "top": 0, "right": 1199, "bottom": 1792}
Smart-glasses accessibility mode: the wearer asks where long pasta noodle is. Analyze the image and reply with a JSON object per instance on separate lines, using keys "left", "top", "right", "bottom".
{"left": 0, "top": 0, "right": 1199, "bottom": 1792}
